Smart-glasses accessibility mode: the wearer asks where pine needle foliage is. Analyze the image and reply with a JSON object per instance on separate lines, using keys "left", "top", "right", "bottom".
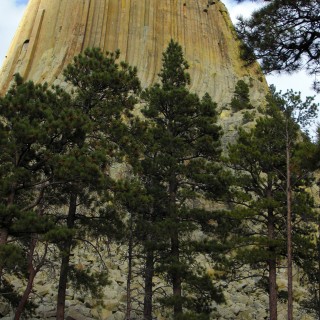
{"left": 225, "top": 89, "right": 318, "bottom": 319}
{"left": 123, "top": 40, "right": 227, "bottom": 319}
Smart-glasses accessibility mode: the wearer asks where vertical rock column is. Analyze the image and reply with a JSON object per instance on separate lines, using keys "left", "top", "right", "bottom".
{"left": 0, "top": 0, "right": 267, "bottom": 107}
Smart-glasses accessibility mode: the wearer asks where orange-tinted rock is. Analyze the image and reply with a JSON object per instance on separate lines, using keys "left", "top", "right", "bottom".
{"left": 0, "top": 0, "right": 267, "bottom": 107}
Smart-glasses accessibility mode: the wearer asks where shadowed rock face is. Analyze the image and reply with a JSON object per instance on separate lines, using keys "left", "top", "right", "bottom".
{"left": 0, "top": 0, "right": 267, "bottom": 107}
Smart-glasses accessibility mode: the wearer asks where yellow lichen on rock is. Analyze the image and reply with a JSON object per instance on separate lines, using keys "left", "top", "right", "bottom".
{"left": 0, "top": 0, "right": 267, "bottom": 109}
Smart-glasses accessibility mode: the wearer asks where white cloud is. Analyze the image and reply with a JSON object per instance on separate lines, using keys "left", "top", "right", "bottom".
{"left": 0, "top": 0, "right": 27, "bottom": 68}
{"left": 224, "top": 0, "right": 264, "bottom": 21}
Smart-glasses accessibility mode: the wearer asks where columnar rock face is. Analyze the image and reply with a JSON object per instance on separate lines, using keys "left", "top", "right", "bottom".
{"left": 0, "top": 0, "right": 267, "bottom": 107}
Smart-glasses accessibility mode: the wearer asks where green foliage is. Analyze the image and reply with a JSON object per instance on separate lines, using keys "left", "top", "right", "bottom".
{"left": 50, "top": 47, "right": 142, "bottom": 317}
{"left": 267, "top": 85, "right": 318, "bottom": 134}
{"left": 225, "top": 87, "right": 318, "bottom": 315}
{"left": 158, "top": 39, "right": 190, "bottom": 89}
{"left": 0, "top": 244, "right": 25, "bottom": 273}
{"left": 0, "top": 279, "right": 37, "bottom": 317}
{"left": 69, "top": 266, "right": 110, "bottom": 299}
{"left": 301, "top": 280, "right": 320, "bottom": 319}
{"left": 43, "top": 226, "right": 76, "bottom": 244}
{"left": 122, "top": 40, "right": 227, "bottom": 318}
{"left": 0, "top": 48, "right": 141, "bottom": 317}
{"left": 64, "top": 47, "right": 140, "bottom": 121}
{"left": 230, "top": 80, "right": 253, "bottom": 112}
{"left": 55, "top": 45, "right": 142, "bottom": 231}
{"left": 236, "top": 0, "right": 320, "bottom": 92}
{"left": 298, "top": 128, "right": 320, "bottom": 318}
{"left": 0, "top": 74, "right": 71, "bottom": 206}
{"left": 242, "top": 110, "right": 256, "bottom": 124}
{"left": 0, "top": 73, "right": 73, "bottom": 260}
{"left": 1, "top": 38, "right": 318, "bottom": 320}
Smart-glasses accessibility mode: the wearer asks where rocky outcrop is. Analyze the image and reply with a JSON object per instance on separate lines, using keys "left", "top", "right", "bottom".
{"left": 0, "top": 244, "right": 315, "bottom": 319}
{"left": 0, "top": 0, "right": 267, "bottom": 109}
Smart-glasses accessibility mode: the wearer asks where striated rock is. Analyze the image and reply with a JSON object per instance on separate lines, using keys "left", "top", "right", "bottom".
{"left": 0, "top": 0, "right": 267, "bottom": 110}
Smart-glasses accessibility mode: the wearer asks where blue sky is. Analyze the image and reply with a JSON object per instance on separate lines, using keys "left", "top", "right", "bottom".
{"left": 0, "top": 1, "right": 26, "bottom": 61}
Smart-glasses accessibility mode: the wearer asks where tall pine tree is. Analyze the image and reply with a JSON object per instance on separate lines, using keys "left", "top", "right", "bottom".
{"left": 225, "top": 89, "right": 318, "bottom": 320}
{"left": 125, "top": 40, "right": 226, "bottom": 319}
{"left": 0, "top": 74, "right": 80, "bottom": 318}
{"left": 53, "top": 47, "right": 141, "bottom": 320}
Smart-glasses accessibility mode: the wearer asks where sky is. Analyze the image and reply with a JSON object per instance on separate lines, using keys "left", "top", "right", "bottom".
{"left": 0, "top": 0, "right": 318, "bottom": 132}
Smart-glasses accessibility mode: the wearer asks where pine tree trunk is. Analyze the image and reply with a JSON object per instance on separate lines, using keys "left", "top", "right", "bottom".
{"left": 0, "top": 228, "right": 9, "bottom": 281}
{"left": 169, "top": 178, "right": 182, "bottom": 318}
{"left": 14, "top": 237, "right": 38, "bottom": 320}
{"left": 56, "top": 192, "right": 77, "bottom": 320}
{"left": 126, "top": 217, "right": 133, "bottom": 320}
{"left": 0, "top": 228, "right": 8, "bottom": 246}
{"left": 14, "top": 268, "right": 37, "bottom": 320}
{"left": 0, "top": 190, "right": 16, "bottom": 279}
{"left": 267, "top": 184, "right": 277, "bottom": 320}
{"left": 286, "top": 135, "right": 293, "bottom": 320}
{"left": 1, "top": 190, "right": 16, "bottom": 246}
{"left": 171, "top": 232, "right": 182, "bottom": 317}
{"left": 14, "top": 196, "right": 47, "bottom": 319}
{"left": 268, "top": 257, "right": 278, "bottom": 320}
{"left": 143, "top": 245, "right": 154, "bottom": 320}
{"left": 315, "top": 217, "right": 320, "bottom": 319}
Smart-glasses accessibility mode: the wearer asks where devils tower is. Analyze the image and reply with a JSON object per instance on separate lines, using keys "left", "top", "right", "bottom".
{"left": 0, "top": 0, "right": 267, "bottom": 106}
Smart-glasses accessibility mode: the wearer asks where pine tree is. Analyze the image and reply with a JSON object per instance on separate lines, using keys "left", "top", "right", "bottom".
{"left": 0, "top": 75, "right": 63, "bottom": 282}
{"left": 0, "top": 74, "right": 70, "bottom": 249}
{"left": 236, "top": 0, "right": 320, "bottom": 92}
{"left": 0, "top": 48, "right": 140, "bottom": 318}
{"left": 53, "top": 47, "right": 141, "bottom": 320}
{"left": 0, "top": 74, "right": 80, "bottom": 318}
{"left": 230, "top": 80, "right": 253, "bottom": 112}
{"left": 274, "top": 88, "right": 318, "bottom": 320}
{"left": 303, "top": 127, "right": 320, "bottom": 318}
{"left": 126, "top": 40, "right": 226, "bottom": 319}
{"left": 114, "top": 178, "right": 160, "bottom": 320}
{"left": 225, "top": 89, "right": 318, "bottom": 320}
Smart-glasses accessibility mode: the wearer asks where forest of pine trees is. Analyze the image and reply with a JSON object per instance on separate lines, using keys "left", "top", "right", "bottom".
{"left": 0, "top": 41, "right": 319, "bottom": 320}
